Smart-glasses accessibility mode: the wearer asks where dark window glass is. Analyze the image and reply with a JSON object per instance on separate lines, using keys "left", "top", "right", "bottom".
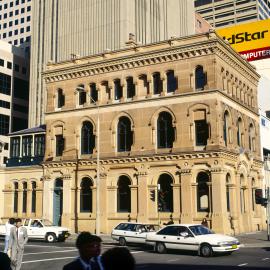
{"left": 31, "top": 182, "right": 36, "bottom": 213}
{"left": 158, "top": 174, "right": 173, "bottom": 212}
{"left": 0, "top": 100, "right": 10, "bottom": 109}
{"left": 157, "top": 226, "right": 179, "bottom": 236}
{"left": 22, "top": 67, "right": 27, "bottom": 74}
{"left": 10, "top": 137, "right": 20, "bottom": 158}
{"left": 0, "top": 59, "right": 4, "bottom": 67}
{"left": 4, "top": 143, "right": 8, "bottom": 150}
{"left": 22, "top": 182, "right": 27, "bottom": 213}
{"left": 7, "top": 62, "right": 12, "bottom": 69}
{"left": 34, "top": 135, "right": 45, "bottom": 157}
{"left": 80, "top": 178, "right": 93, "bottom": 212}
{"left": 14, "top": 183, "right": 18, "bottom": 213}
{"left": 14, "top": 64, "right": 19, "bottom": 72}
{"left": 81, "top": 121, "right": 95, "bottom": 155}
{"left": 226, "top": 174, "right": 231, "bottom": 212}
{"left": 90, "top": 83, "right": 98, "bottom": 103}
{"left": 126, "top": 77, "right": 135, "bottom": 98}
{"left": 55, "top": 135, "right": 64, "bottom": 156}
{"left": 153, "top": 72, "right": 162, "bottom": 94}
{"left": 79, "top": 90, "right": 86, "bottom": 105}
{"left": 13, "top": 103, "right": 28, "bottom": 114}
{"left": 117, "top": 117, "right": 132, "bottom": 152}
{"left": 195, "top": 120, "right": 209, "bottom": 146}
{"left": 12, "top": 117, "right": 27, "bottom": 132}
{"left": 195, "top": 66, "right": 206, "bottom": 90}
{"left": 223, "top": 112, "right": 229, "bottom": 146}
{"left": 114, "top": 79, "right": 123, "bottom": 100}
{"left": 237, "top": 118, "right": 242, "bottom": 147}
{"left": 27, "top": 6, "right": 31, "bottom": 11}
{"left": 0, "top": 114, "right": 10, "bottom": 135}
{"left": 197, "top": 172, "right": 210, "bottom": 212}
{"left": 157, "top": 112, "right": 174, "bottom": 148}
{"left": 0, "top": 73, "right": 11, "bottom": 95}
{"left": 21, "top": 8, "right": 25, "bottom": 13}
{"left": 57, "top": 89, "right": 65, "bottom": 108}
{"left": 117, "top": 176, "right": 131, "bottom": 212}
{"left": 9, "top": 21, "right": 13, "bottom": 27}
{"left": 167, "top": 71, "right": 177, "bottom": 93}
{"left": 22, "top": 136, "right": 32, "bottom": 157}
{"left": 15, "top": 18, "right": 19, "bottom": 24}
{"left": 27, "top": 16, "right": 31, "bottom": 22}
{"left": 13, "top": 77, "right": 29, "bottom": 100}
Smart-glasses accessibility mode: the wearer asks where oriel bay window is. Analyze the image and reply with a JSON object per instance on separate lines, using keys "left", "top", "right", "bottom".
{"left": 10, "top": 136, "right": 20, "bottom": 157}
{"left": 157, "top": 112, "right": 175, "bottom": 149}
{"left": 34, "top": 134, "right": 45, "bottom": 157}
{"left": 80, "top": 177, "right": 93, "bottom": 212}
{"left": 55, "top": 135, "right": 65, "bottom": 156}
{"left": 22, "top": 136, "right": 32, "bottom": 157}
{"left": 81, "top": 121, "right": 95, "bottom": 155}
{"left": 117, "top": 117, "right": 133, "bottom": 152}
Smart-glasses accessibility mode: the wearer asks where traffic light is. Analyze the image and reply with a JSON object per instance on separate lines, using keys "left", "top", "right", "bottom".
{"left": 255, "top": 189, "right": 263, "bottom": 204}
{"left": 150, "top": 190, "right": 155, "bottom": 202}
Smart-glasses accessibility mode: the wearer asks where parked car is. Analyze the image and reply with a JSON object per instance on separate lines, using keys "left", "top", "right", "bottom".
{"left": 111, "top": 222, "right": 158, "bottom": 246}
{"left": 146, "top": 224, "right": 240, "bottom": 257}
{"left": 0, "top": 218, "right": 70, "bottom": 243}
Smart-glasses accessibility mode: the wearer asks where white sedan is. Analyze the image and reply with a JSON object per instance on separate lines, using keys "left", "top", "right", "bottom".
{"left": 145, "top": 224, "right": 240, "bottom": 257}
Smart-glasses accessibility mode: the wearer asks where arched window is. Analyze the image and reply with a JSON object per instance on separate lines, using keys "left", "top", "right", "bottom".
{"left": 240, "top": 174, "right": 245, "bottom": 213}
{"left": 195, "top": 65, "right": 206, "bottom": 90}
{"left": 153, "top": 72, "right": 162, "bottom": 94}
{"left": 248, "top": 123, "right": 255, "bottom": 151}
{"left": 117, "top": 176, "right": 131, "bottom": 212}
{"left": 237, "top": 118, "right": 243, "bottom": 147}
{"left": 77, "top": 84, "right": 86, "bottom": 106}
{"left": 90, "top": 83, "right": 98, "bottom": 103}
{"left": 13, "top": 182, "right": 18, "bottom": 213}
{"left": 157, "top": 112, "right": 174, "bottom": 148}
{"left": 226, "top": 174, "right": 231, "bottom": 212}
{"left": 57, "top": 88, "right": 65, "bottom": 108}
{"left": 117, "top": 117, "right": 133, "bottom": 152}
{"left": 166, "top": 70, "right": 177, "bottom": 93}
{"left": 126, "top": 77, "right": 135, "bottom": 98}
{"left": 80, "top": 177, "right": 93, "bottom": 212}
{"left": 114, "top": 79, "right": 123, "bottom": 100}
{"left": 22, "top": 182, "right": 27, "bottom": 213}
{"left": 31, "top": 182, "right": 36, "bottom": 213}
{"left": 197, "top": 172, "right": 210, "bottom": 212}
{"left": 81, "top": 121, "right": 95, "bottom": 155}
{"left": 157, "top": 174, "right": 173, "bottom": 212}
{"left": 223, "top": 111, "right": 229, "bottom": 146}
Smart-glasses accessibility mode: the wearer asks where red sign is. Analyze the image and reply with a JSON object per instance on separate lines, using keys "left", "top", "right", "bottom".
{"left": 240, "top": 46, "right": 270, "bottom": 61}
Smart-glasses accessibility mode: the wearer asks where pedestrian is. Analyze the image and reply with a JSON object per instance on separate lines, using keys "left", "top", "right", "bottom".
{"left": 4, "top": 218, "right": 15, "bottom": 254}
{"left": 8, "top": 218, "right": 28, "bottom": 270}
{"left": 201, "top": 218, "right": 209, "bottom": 228}
{"left": 63, "top": 232, "right": 103, "bottom": 270}
{"left": 163, "top": 214, "right": 174, "bottom": 226}
{"left": 101, "top": 247, "right": 135, "bottom": 270}
{"left": 0, "top": 252, "right": 12, "bottom": 270}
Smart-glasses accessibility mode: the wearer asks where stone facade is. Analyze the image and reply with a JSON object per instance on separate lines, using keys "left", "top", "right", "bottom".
{"left": 3, "top": 31, "right": 265, "bottom": 234}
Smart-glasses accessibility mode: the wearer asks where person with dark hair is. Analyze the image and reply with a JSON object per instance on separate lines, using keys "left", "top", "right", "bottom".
{"left": 201, "top": 218, "right": 209, "bottom": 228}
{"left": 4, "top": 218, "right": 15, "bottom": 253}
{"left": 9, "top": 218, "right": 28, "bottom": 270}
{"left": 101, "top": 247, "right": 135, "bottom": 270}
{"left": 63, "top": 232, "right": 102, "bottom": 270}
{"left": 0, "top": 252, "right": 12, "bottom": 270}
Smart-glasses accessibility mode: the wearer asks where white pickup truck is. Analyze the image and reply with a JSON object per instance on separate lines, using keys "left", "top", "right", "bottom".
{"left": 0, "top": 218, "right": 70, "bottom": 243}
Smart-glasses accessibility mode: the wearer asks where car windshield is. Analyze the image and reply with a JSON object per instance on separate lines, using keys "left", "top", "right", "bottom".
{"left": 189, "top": 225, "right": 214, "bottom": 235}
{"left": 40, "top": 219, "right": 53, "bottom": 226}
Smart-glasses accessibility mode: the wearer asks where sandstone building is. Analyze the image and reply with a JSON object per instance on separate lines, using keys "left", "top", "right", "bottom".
{"left": 3, "top": 31, "right": 265, "bottom": 234}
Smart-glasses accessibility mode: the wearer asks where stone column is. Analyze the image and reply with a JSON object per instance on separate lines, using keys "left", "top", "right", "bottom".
{"left": 121, "top": 83, "right": 127, "bottom": 102}
{"left": 130, "top": 185, "right": 138, "bottom": 221}
{"left": 108, "top": 83, "right": 114, "bottom": 103}
{"left": 99, "top": 171, "right": 108, "bottom": 233}
{"left": 62, "top": 174, "right": 72, "bottom": 229}
{"left": 42, "top": 175, "right": 53, "bottom": 222}
{"left": 147, "top": 80, "right": 153, "bottom": 98}
{"left": 172, "top": 184, "right": 181, "bottom": 218}
{"left": 107, "top": 186, "right": 117, "bottom": 217}
{"left": 211, "top": 169, "right": 229, "bottom": 233}
{"left": 36, "top": 186, "right": 43, "bottom": 218}
{"left": 27, "top": 187, "right": 32, "bottom": 217}
{"left": 161, "top": 75, "right": 167, "bottom": 96}
{"left": 179, "top": 169, "right": 194, "bottom": 223}
{"left": 17, "top": 188, "right": 23, "bottom": 216}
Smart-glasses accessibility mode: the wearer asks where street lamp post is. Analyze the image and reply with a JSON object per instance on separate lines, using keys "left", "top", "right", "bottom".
{"left": 76, "top": 87, "right": 100, "bottom": 235}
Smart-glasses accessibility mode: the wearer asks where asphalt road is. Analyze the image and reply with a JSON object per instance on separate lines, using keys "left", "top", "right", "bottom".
{"left": 0, "top": 240, "right": 269, "bottom": 270}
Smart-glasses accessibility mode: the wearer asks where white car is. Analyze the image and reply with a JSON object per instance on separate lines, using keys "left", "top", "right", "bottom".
{"left": 146, "top": 224, "right": 240, "bottom": 257}
{"left": 111, "top": 222, "right": 158, "bottom": 246}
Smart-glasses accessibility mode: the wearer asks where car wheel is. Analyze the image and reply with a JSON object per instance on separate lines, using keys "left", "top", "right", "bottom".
{"left": 119, "top": 237, "right": 126, "bottom": 246}
{"left": 46, "top": 233, "right": 56, "bottom": 243}
{"left": 200, "top": 244, "right": 213, "bottom": 257}
{"left": 156, "top": 242, "right": 166, "bottom": 254}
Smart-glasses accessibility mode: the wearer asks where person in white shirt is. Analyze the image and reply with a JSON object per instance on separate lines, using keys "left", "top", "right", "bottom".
{"left": 4, "top": 218, "right": 15, "bottom": 253}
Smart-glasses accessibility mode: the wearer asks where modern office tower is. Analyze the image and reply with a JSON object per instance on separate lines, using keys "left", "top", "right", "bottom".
{"left": 0, "top": 40, "right": 29, "bottom": 166}
{"left": 29, "top": 0, "right": 195, "bottom": 127}
{"left": 0, "top": 0, "right": 32, "bottom": 53}
{"left": 195, "top": 0, "right": 270, "bottom": 28}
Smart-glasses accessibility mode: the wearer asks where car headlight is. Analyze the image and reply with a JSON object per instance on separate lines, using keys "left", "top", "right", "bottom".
{"left": 217, "top": 241, "right": 231, "bottom": 246}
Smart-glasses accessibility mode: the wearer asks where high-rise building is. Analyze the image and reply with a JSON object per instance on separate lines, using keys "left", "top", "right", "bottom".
{"left": 0, "top": 0, "right": 32, "bottom": 53}
{"left": 195, "top": 0, "right": 270, "bottom": 28}
{"left": 29, "top": 0, "right": 195, "bottom": 127}
{"left": 0, "top": 40, "right": 29, "bottom": 166}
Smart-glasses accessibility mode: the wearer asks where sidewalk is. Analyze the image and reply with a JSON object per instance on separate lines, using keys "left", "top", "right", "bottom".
{"left": 66, "top": 231, "right": 270, "bottom": 248}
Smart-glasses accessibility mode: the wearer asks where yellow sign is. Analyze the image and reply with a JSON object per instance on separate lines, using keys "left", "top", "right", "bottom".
{"left": 217, "top": 19, "right": 270, "bottom": 61}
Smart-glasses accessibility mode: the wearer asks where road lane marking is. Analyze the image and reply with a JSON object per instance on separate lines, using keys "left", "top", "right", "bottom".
{"left": 22, "top": 257, "right": 76, "bottom": 264}
{"left": 24, "top": 249, "right": 77, "bottom": 255}
{"left": 238, "top": 263, "right": 248, "bottom": 267}
{"left": 130, "top": 251, "right": 143, "bottom": 254}
{"left": 168, "top": 259, "right": 179, "bottom": 262}
{"left": 262, "top": 258, "right": 269, "bottom": 261}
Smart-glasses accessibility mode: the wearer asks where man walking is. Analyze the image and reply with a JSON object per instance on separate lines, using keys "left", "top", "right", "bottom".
{"left": 4, "top": 218, "right": 15, "bottom": 253}
{"left": 63, "top": 232, "right": 102, "bottom": 270}
{"left": 8, "top": 218, "right": 28, "bottom": 270}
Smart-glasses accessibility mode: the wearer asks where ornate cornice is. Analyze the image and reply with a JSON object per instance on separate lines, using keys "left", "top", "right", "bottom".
{"left": 43, "top": 33, "right": 259, "bottom": 85}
